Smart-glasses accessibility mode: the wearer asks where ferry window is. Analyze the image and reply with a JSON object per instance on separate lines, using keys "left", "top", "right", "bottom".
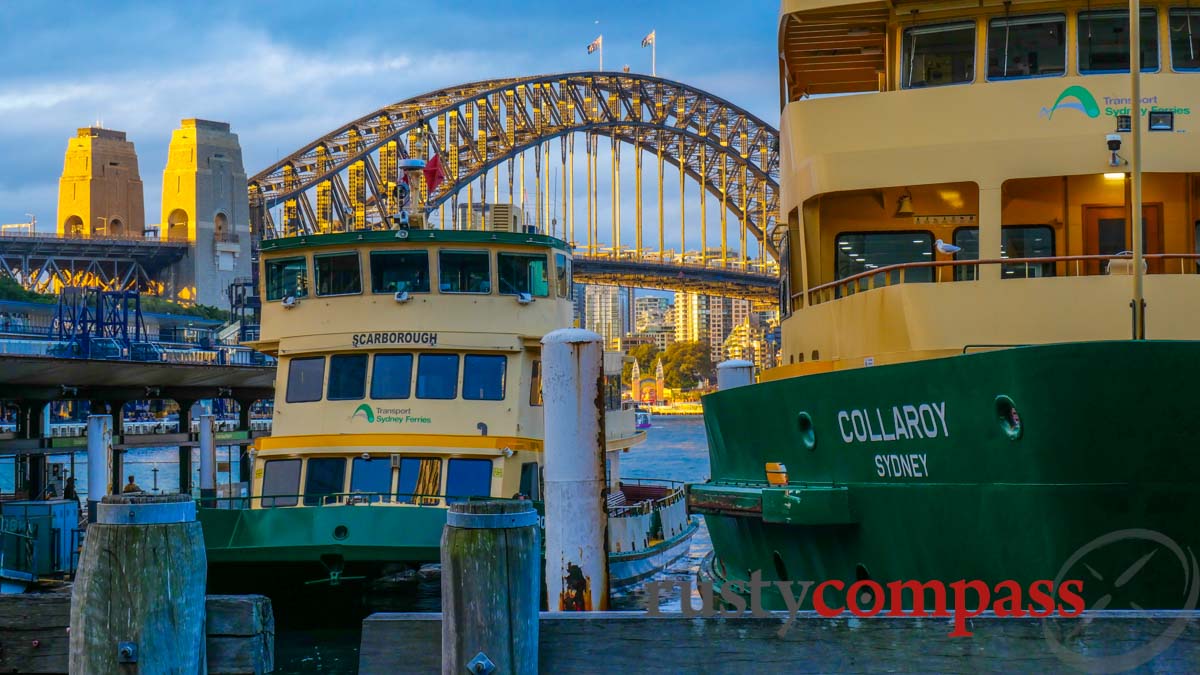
{"left": 445, "top": 458, "right": 493, "bottom": 504}
{"left": 1079, "top": 10, "right": 1159, "bottom": 73}
{"left": 371, "top": 353, "right": 413, "bottom": 399}
{"left": 1170, "top": 8, "right": 1200, "bottom": 70}
{"left": 529, "top": 360, "right": 543, "bottom": 407}
{"left": 396, "top": 457, "right": 441, "bottom": 504}
{"left": 901, "top": 22, "right": 976, "bottom": 88}
{"left": 265, "top": 257, "right": 308, "bottom": 301}
{"left": 416, "top": 353, "right": 459, "bottom": 399}
{"left": 439, "top": 251, "right": 491, "bottom": 293}
{"left": 952, "top": 226, "right": 1055, "bottom": 280}
{"left": 834, "top": 232, "right": 934, "bottom": 285}
{"left": 463, "top": 354, "right": 506, "bottom": 401}
{"left": 555, "top": 253, "right": 572, "bottom": 298}
{"left": 988, "top": 14, "right": 1066, "bottom": 80}
{"left": 286, "top": 357, "right": 325, "bottom": 403}
{"left": 327, "top": 353, "right": 367, "bottom": 400}
{"left": 350, "top": 457, "right": 392, "bottom": 502}
{"left": 370, "top": 251, "right": 430, "bottom": 294}
{"left": 519, "top": 462, "right": 540, "bottom": 500}
{"left": 314, "top": 252, "right": 362, "bottom": 296}
{"left": 261, "top": 459, "right": 301, "bottom": 507}
{"left": 498, "top": 253, "right": 549, "bottom": 297}
{"left": 303, "top": 457, "right": 346, "bottom": 506}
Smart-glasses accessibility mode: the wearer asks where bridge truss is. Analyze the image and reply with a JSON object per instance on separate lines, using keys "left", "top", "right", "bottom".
{"left": 248, "top": 72, "right": 782, "bottom": 299}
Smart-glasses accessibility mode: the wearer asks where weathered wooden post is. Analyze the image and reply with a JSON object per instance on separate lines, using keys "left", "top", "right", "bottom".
{"left": 716, "top": 359, "right": 754, "bottom": 390}
{"left": 540, "top": 328, "right": 609, "bottom": 611}
{"left": 70, "top": 493, "right": 207, "bottom": 673}
{"left": 199, "top": 413, "right": 216, "bottom": 506}
{"left": 85, "top": 414, "right": 112, "bottom": 523}
{"left": 441, "top": 500, "right": 539, "bottom": 675}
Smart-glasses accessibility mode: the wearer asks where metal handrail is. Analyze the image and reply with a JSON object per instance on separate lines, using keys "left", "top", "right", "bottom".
{"left": 801, "top": 253, "right": 1200, "bottom": 306}
{"left": 212, "top": 491, "right": 470, "bottom": 509}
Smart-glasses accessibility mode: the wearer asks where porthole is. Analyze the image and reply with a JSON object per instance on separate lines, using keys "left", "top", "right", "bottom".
{"left": 995, "top": 395, "right": 1022, "bottom": 440}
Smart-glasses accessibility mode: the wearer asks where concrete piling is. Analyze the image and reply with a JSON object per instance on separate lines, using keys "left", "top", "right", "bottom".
{"left": 85, "top": 414, "right": 112, "bottom": 523}
{"left": 540, "top": 328, "right": 609, "bottom": 611}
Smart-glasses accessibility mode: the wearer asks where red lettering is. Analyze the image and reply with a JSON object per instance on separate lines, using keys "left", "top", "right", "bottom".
{"left": 1057, "top": 579, "right": 1086, "bottom": 618}
{"left": 847, "top": 580, "right": 885, "bottom": 617}
{"left": 1027, "top": 579, "right": 1055, "bottom": 618}
{"left": 813, "top": 580, "right": 845, "bottom": 617}
{"left": 949, "top": 580, "right": 990, "bottom": 637}
{"left": 886, "top": 580, "right": 950, "bottom": 617}
{"left": 991, "top": 580, "right": 1026, "bottom": 618}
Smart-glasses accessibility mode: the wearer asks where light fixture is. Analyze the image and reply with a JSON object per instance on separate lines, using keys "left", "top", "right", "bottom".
{"left": 1104, "top": 172, "right": 1126, "bottom": 181}
{"left": 895, "top": 192, "right": 915, "bottom": 217}
{"left": 1149, "top": 111, "right": 1174, "bottom": 132}
{"left": 1116, "top": 115, "right": 1132, "bottom": 133}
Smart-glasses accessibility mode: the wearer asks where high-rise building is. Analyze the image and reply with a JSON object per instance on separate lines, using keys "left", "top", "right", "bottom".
{"left": 584, "top": 285, "right": 623, "bottom": 348}
{"left": 572, "top": 282, "right": 587, "bottom": 328}
{"left": 634, "top": 296, "right": 670, "bottom": 332}
{"left": 673, "top": 292, "right": 708, "bottom": 344}
{"left": 707, "top": 297, "right": 753, "bottom": 363}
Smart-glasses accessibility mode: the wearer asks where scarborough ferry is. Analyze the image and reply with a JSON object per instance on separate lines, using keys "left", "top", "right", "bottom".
{"left": 690, "top": 0, "right": 1200, "bottom": 610}
{"left": 199, "top": 164, "right": 695, "bottom": 605}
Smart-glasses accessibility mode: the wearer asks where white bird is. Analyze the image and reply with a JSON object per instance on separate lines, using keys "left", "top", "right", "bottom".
{"left": 935, "top": 239, "right": 962, "bottom": 254}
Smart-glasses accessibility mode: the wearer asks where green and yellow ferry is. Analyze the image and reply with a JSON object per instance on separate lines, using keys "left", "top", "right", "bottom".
{"left": 198, "top": 202, "right": 695, "bottom": 604}
{"left": 690, "top": 0, "right": 1200, "bottom": 610}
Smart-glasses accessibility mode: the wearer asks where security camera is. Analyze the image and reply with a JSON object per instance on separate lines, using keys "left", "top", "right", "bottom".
{"left": 397, "top": 210, "right": 410, "bottom": 227}
{"left": 1106, "top": 134, "right": 1122, "bottom": 152}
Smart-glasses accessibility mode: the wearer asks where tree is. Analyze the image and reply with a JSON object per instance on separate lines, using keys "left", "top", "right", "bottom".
{"left": 662, "top": 341, "right": 714, "bottom": 390}
{"left": 621, "top": 343, "right": 660, "bottom": 384}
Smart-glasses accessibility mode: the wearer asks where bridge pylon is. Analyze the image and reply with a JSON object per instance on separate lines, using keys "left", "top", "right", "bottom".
{"left": 57, "top": 127, "right": 145, "bottom": 240}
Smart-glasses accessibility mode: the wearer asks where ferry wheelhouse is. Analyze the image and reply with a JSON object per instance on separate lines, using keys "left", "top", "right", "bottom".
{"left": 200, "top": 193, "right": 695, "bottom": 593}
{"left": 692, "top": 0, "right": 1200, "bottom": 610}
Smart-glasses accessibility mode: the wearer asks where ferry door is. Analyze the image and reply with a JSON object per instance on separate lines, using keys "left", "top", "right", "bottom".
{"left": 1084, "top": 205, "right": 1163, "bottom": 275}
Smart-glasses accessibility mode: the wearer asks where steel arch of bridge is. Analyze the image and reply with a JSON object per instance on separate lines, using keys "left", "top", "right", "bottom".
{"left": 249, "top": 72, "right": 780, "bottom": 260}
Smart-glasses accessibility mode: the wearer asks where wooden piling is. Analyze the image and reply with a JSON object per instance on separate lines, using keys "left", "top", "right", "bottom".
{"left": 441, "top": 500, "right": 539, "bottom": 675}
{"left": 69, "top": 493, "right": 207, "bottom": 673}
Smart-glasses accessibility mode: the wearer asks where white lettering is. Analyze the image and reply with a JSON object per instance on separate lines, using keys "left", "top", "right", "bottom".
{"left": 892, "top": 407, "right": 910, "bottom": 440}
{"left": 932, "top": 402, "right": 949, "bottom": 437}
{"left": 876, "top": 409, "right": 896, "bottom": 441}
{"left": 865, "top": 409, "right": 883, "bottom": 442}
{"left": 918, "top": 404, "right": 939, "bottom": 438}
{"left": 838, "top": 411, "right": 854, "bottom": 443}
{"left": 850, "top": 410, "right": 868, "bottom": 442}
{"left": 902, "top": 405, "right": 923, "bottom": 439}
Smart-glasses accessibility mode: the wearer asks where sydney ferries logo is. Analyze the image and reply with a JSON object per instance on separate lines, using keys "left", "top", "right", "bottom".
{"left": 1040, "top": 85, "right": 1101, "bottom": 119}
{"left": 352, "top": 404, "right": 375, "bottom": 423}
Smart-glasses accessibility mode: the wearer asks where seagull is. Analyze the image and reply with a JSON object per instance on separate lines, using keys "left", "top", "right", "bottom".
{"left": 935, "top": 239, "right": 962, "bottom": 254}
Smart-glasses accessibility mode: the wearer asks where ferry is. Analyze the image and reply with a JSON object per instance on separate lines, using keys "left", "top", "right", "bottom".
{"left": 689, "top": 0, "right": 1200, "bottom": 610}
{"left": 198, "top": 165, "right": 696, "bottom": 602}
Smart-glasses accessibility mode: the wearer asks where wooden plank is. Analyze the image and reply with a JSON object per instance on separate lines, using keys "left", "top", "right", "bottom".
{"left": 361, "top": 611, "right": 1200, "bottom": 674}
{"left": 0, "top": 593, "right": 273, "bottom": 674}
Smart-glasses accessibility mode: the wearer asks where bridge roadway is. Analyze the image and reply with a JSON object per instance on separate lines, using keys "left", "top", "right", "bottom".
{"left": 573, "top": 255, "right": 779, "bottom": 304}
{"left": 0, "top": 233, "right": 189, "bottom": 292}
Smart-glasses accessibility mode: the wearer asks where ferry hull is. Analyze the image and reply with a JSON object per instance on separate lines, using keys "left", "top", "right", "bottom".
{"left": 693, "top": 341, "right": 1200, "bottom": 610}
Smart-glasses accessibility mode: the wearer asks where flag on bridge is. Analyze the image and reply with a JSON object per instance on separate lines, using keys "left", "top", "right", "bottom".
{"left": 423, "top": 154, "right": 445, "bottom": 193}
{"left": 587, "top": 35, "right": 602, "bottom": 54}
{"left": 641, "top": 30, "right": 656, "bottom": 48}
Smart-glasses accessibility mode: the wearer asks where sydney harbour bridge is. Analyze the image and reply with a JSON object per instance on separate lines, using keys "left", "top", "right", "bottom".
{"left": 4, "top": 72, "right": 782, "bottom": 304}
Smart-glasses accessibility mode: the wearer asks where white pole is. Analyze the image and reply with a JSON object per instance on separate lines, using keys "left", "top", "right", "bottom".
{"left": 86, "top": 415, "right": 112, "bottom": 523}
{"left": 716, "top": 359, "right": 754, "bottom": 390}
{"left": 199, "top": 414, "right": 216, "bottom": 505}
{"left": 541, "top": 328, "right": 609, "bottom": 611}
{"left": 1130, "top": 0, "right": 1145, "bottom": 339}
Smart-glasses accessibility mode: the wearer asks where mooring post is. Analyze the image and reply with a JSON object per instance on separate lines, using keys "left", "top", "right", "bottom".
{"left": 716, "top": 359, "right": 754, "bottom": 390}
{"left": 441, "top": 500, "right": 539, "bottom": 675}
{"left": 540, "top": 328, "right": 609, "bottom": 611}
{"left": 85, "top": 415, "right": 112, "bottom": 523}
{"left": 70, "top": 493, "right": 207, "bottom": 673}
{"left": 199, "top": 413, "right": 216, "bottom": 507}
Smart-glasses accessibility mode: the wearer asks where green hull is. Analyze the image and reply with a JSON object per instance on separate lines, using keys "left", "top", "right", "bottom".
{"left": 692, "top": 341, "right": 1200, "bottom": 610}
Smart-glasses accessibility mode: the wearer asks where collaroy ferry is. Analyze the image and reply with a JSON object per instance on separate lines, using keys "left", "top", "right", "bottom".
{"left": 689, "top": 0, "right": 1200, "bottom": 610}
{"left": 198, "top": 162, "right": 695, "bottom": 601}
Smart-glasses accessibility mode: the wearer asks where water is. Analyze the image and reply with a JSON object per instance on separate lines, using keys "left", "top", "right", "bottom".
{"left": 0, "top": 446, "right": 244, "bottom": 497}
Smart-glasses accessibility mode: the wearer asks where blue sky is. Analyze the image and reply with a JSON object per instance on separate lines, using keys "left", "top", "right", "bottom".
{"left": 0, "top": 0, "right": 779, "bottom": 253}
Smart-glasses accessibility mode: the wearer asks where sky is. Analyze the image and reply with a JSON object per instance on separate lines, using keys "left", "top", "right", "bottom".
{"left": 0, "top": 0, "right": 780, "bottom": 257}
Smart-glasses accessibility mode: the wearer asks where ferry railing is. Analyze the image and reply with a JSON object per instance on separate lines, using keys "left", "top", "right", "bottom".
{"left": 802, "top": 253, "right": 1200, "bottom": 307}
{"left": 609, "top": 479, "right": 687, "bottom": 518}
{"left": 210, "top": 491, "right": 473, "bottom": 510}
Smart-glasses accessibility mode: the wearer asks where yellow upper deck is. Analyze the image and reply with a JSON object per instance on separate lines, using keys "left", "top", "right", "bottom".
{"left": 771, "top": 1, "right": 1200, "bottom": 377}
